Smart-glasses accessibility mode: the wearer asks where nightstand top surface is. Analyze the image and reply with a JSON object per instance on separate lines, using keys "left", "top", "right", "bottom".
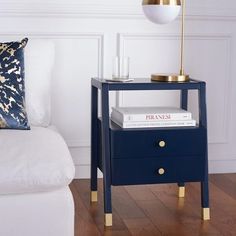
{"left": 91, "top": 78, "right": 205, "bottom": 91}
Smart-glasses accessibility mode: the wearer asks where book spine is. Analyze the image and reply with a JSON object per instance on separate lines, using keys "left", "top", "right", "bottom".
{"left": 122, "top": 120, "right": 196, "bottom": 128}
{"left": 111, "top": 110, "right": 192, "bottom": 123}
{"left": 112, "top": 119, "right": 196, "bottom": 128}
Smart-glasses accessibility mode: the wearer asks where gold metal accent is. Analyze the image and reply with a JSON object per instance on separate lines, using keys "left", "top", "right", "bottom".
{"left": 158, "top": 168, "right": 165, "bottom": 175}
{"left": 202, "top": 208, "right": 210, "bottom": 220}
{"left": 151, "top": 74, "right": 189, "bottom": 82}
{"left": 90, "top": 191, "right": 98, "bottom": 202}
{"left": 104, "top": 213, "right": 113, "bottom": 227}
{"left": 142, "top": 0, "right": 181, "bottom": 5}
{"left": 159, "top": 140, "right": 166, "bottom": 148}
{"left": 0, "top": 75, "right": 6, "bottom": 83}
{"left": 178, "top": 186, "right": 185, "bottom": 198}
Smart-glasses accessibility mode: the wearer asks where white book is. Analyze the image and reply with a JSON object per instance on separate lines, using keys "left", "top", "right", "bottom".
{"left": 111, "top": 106, "right": 192, "bottom": 123}
{"left": 111, "top": 117, "right": 196, "bottom": 129}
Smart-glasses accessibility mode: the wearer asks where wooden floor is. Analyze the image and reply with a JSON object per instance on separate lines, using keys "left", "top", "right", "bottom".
{"left": 70, "top": 174, "right": 236, "bottom": 236}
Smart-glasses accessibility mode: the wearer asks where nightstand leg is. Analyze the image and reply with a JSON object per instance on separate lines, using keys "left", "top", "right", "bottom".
{"left": 101, "top": 84, "right": 112, "bottom": 227}
{"left": 103, "top": 182, "right": 112, "bottom": 226}
{"left": 179, "top": 90, "right": 187, "bottom": 199}
{"left": 199, "top": 83, "right": 210, "bottom": 221}
{"left": 201, "top": 180, "right": 210, "bottom": 220}
{"left": 90, "top": 86, "right": 98, "bottom": 203}
{"left": 178, "top": 183, "right": 185, "bottom": 198}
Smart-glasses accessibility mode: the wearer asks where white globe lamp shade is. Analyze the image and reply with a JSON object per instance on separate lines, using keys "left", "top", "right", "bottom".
{"left": 142, "top": 0, "right": 181, "bottom": 24}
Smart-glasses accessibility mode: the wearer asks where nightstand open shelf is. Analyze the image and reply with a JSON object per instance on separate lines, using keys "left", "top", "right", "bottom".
{"left": 90, "top": 78, "right": 210, "bottom": 226}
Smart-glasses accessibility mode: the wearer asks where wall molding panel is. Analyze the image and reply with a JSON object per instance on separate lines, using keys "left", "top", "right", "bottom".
{"left": 0, "top": 32, "right": 104, "bottom": 149}
{"left": 118, "top": 33, "right": 233, "bottom": 145}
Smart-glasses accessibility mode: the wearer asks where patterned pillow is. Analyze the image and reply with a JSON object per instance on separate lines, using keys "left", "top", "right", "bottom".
{"left": 0, "top": 38, "right": 30, "bottom": 129}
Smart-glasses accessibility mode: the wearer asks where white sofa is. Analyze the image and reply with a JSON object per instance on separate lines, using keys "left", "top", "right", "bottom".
{"left": 0, "top": 40, "right": 75, "bottom": 236}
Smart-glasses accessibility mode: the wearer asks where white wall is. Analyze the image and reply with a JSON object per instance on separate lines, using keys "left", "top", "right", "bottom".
{"left": 1, "top": 0, "right": 236, "bottom": 178}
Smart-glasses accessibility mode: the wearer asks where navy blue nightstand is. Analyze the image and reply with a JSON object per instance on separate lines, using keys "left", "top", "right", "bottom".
{"left": 90, "top": 78, "right": 210, "bottom": 226}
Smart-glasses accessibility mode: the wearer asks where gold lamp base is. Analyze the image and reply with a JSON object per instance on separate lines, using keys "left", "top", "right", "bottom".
{"left": 151, "top": 74, "right": 189, "bottom": 82}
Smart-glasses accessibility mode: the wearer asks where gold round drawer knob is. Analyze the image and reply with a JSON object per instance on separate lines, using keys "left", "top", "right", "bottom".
{"left": 158, "top": 168, "right": 165, "bottom": 175}
{"left": 159, "top": 140, "right": 166, "bottom": 148}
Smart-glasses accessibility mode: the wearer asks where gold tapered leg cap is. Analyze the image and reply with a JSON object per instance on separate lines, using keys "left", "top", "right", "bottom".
{"left": 90, "top": 191, "right": 98, "bottom": 202}
{"left": 104, "top": 213, "right": 112, "bottom": 227}
{"left": 202, "top": 208, "right": 210, "bottom": 220}
{"left": 178, "top": 186, "right": 185, "bottom": 198}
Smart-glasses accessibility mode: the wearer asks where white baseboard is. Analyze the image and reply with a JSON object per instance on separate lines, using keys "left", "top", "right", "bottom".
{"left": 209, "top": 159, "right": 236, "bottom": 174}
{"left": 74, "top": 160, "right": 236, "bottom": 179}
{"left": 74, "top": 165, "right": 103, "bottom": 179}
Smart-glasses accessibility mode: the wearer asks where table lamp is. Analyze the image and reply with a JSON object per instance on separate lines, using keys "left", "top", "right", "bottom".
{"left": 142, "top": 0, "right": 189, "bottom": 82}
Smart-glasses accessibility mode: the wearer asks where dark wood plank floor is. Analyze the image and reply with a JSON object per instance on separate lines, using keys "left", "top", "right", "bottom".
{"left": 70, "top": 174, "right": 236, "bottom": 236}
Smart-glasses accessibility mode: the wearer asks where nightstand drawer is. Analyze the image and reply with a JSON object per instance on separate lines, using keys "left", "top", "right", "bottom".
{"left": 111, "top": 156, "right": 205, "bottom": 186}
{"left": 110, "top": 128, "right": 206, "bottom": 158}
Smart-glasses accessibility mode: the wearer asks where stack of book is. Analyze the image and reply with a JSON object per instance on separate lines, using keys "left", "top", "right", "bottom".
{"left": 111, "top": 106, "right": 196, "bottom": 128}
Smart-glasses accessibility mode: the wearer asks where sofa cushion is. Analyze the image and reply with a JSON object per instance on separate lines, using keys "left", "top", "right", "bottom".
{"left": 0, "top": 38, "right": 30, "bottom": 130}
{"left": 0, "top": 127, "right": 75, "bottom": 195}
{"left": 24, "top": 40, "right": 55, "bottom": 127}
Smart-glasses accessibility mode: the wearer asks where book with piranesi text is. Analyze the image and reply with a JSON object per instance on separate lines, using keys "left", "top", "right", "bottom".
{"left": 111, "top": 106, "right": 192, "bottom": 123}
{"left": 110, "top": 117, "right": 196, "bottom": 129}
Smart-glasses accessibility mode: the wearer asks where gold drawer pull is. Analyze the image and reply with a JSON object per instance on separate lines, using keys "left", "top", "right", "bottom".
{"left": 159, "top": 140, "right": 166, "bottom": 148}
{"left": 158, "top": 168, "right": 165, "bottom": 175}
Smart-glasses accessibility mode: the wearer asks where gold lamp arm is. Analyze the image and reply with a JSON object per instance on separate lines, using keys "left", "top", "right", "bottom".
{"left": 180, "top": 0, "right": 185, "bottom": 76}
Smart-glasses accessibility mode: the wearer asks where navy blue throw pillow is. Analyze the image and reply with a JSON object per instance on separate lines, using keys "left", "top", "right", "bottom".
{"left": 0, "top": 38, "right": 30, "bottom": 129}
